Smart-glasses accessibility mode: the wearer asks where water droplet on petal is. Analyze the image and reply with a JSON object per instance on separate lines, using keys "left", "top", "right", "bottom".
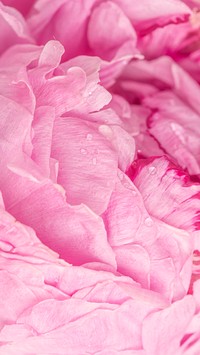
{"left": 144, "top": 217, "right": 153, "bottom": 227}
{"left": 92, "top": 157, "right": 97, "bottom": 165}
{"left": 148, "top": 166, "right": 156, "bottom": 175}
{"left": 99, "top": 125, "right": 113, "bottom": 139}
{"left": 88, "top": 91, "right": 92, "bottom": 96}
{"left": 80, "top": 148, "right": 87, "bottom": 155}
{"left": 86, "top": 133, "right": 93, "bottom": 141}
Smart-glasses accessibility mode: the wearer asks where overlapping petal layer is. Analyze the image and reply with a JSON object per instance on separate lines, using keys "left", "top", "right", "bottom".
{"left": 0, "top": 0, "right": 199, "bottom": 353}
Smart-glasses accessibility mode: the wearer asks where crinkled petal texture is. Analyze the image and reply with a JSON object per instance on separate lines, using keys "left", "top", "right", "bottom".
{"left": 0, "top": 201, "right": 172, "bottom": 354}
{"left": 51, "top": 116, "right": 118, "bottom": 214}
{"left": 25, "top": 0, "right": 142, "bottom": 88}
{"left": 145, "top": 92, "right": 200, "bottom": 175}
{"left": 103, "top": 169, "right": 193, "bottom": 301}
{"left": 142, "top": 295, "right": 195, "bottom": 355}
{"left": 130, "top": 157, "right": 200, "bottom": 232}
{"left": 0, "top": 202, "right": 199, "bottom": 354}
{"left": 0, "top": 41, "right": 124, "bottom": 264}
{"left": 27, "top": 0, "right": 138, "bottom": 61}
{"left": 116, "top": 56, "right": 200, "bottom": 174}
{"left": 112, "top": 0, "right": 191, "bottom": 32}
{"left": 0, "top": 1, "right": 200, "bottom": 354}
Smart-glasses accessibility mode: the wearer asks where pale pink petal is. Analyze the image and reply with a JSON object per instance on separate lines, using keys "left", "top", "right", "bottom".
{"left": 0, "top": 270, "right": 38, "bottom": 325}
{"left": 36, "top": 67, "right": 86, "bottom": 117}
{"left": 31, "top": 106, "right": 55, "bottom": 178}
{"left": 120, "top": 56, "right": 200, "bottom": 116}
{"left": 57, "top": 55, "right": 112, "bottom": 113}
{"left": 131, "top": 156, "right": 200, "bottom": 231}
{"left": 51, "top": 116, "right": 118, "bottom": 214}
{"left": 113, "top": 244, "right": 150, "bottom": 288}
{"left": 103, "top": 171, "right": 193, "bottom": 299}
{"left": 138, "top": 21, "right": 195, "bottom": 59}
{"left": 17, "top": 298, "right": 117, "bottom": 334}
{"left": 100, "top": 54, "right": 136, "bottom": 89}
{"left": 99, "top": 123, "right": 135, "bottom": 172}
{"left": 0, "top": 201, "right": 169, "bottom": 353}
{"left": 113, "top": 0, "right": 191, "bottom": 31}
{"left": 7, "top": 179, "right": 116, "bottom": 266}
{"left": 144, "top": 91, "right": 200, "bottom": 175}
{"left": 0, "top": 297, "right": 165, "bottom": 353}
{"left": 142, "top": 296, "right": 195, "bottom": 355}
{"left": 87, "top": 1, "right": 138, "bottom": 61}
{"left": 0, "top": 95, "right": 33, "bottom": 156}
{"left": 0, "top": 2, "right": 33, "bottom": 54}
{"left": 28, "top": 0, "right": 94, "bottom": 60}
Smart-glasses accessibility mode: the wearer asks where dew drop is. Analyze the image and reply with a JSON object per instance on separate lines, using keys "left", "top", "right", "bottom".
{"left": 99, "top": 125, "right": 113, "bottom": 139}
{"left": 144, "top": 217, "right": 153, "bottom": 227}
{"left": 92, "top": 157, "right": 97, "bottom": 165}
{"left": 86, "top": 133, "right": 93, "bottom": 141}
{"left": 88, "top": 91, "right": 92, "bottom": 96}
{"left": 148, "top": 166, "right": 156, "bottom": 175}
{"left": 80, "top": 148, "right": 87, "bottom": 155}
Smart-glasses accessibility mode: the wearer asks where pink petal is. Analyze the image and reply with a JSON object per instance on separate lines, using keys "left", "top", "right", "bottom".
{"left": 113, "top": 0, "right": 191, "bottom": 31}
{"left": 0, "top": 270, "right": 38, "bottom": 324}
{"left": 51, "top": 116, "right": 118, "bottom": 214}
{"left": 145, "top": 91, "right": 200, "bottom": 175}
{"left": 8, "top": 179, "right": 116, "bottom": 266}
{"left": 58, "top": 55, "right": 112, "bottom": 113}
{"left": 87, "top": 1, "right": 137, "bottom": 61}
{"left": 131, "top": 156, "right": 200, "bottom": 231}
{"left": 142, "top": 296, "right": 195, "bottom": 355}
{"left": 31, "top": 106, "right": 55, "bottom": 178}
{"left": 103, "top": 171, "right": 193, "bottom": 299}
{"left": 0, "top": 2, "right": 33, "bottom": 54}
{"left": 28, "top": 0, "right": 94, "bottom": 60}
{"left": 2, "top": 0, "right": 35, "bottom": 16}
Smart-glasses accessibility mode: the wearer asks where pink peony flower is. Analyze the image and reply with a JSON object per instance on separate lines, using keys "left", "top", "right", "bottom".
{"left": 0, "top": 0, "right": 200, "bottom": 353}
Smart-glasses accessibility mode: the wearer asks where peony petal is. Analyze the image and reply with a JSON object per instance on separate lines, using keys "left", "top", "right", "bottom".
{"left": 7, "top": 179, "right": 116, "bottom": 266}
{"left": 51, "top": 116, "right": 118, "bottom": 214}
{"left": 0, "top": 2, "right": 33, "bottom": 54}
{"left": 87, "top": 1, "right": 138, "bottom": 61}
{"left": 28, "top": 0, "right": 94, "bottom": 60}
{"left": 32, "top": 106, "right": 55, "bottom": 178}
{"left": 58, "top": 55, "right": 112, "bottom": 113}
{"left": 144, "top": 91, "right": 200, "bottom": 175}
{"left": 0, "top": 270, "right": 38, "bottom": 325}
{"left": 142, "top": 296, "right": 195, "bottom": 355}
{"left": 113, "top": 0, "right": 191, "bottom": 32}
{"left": 2, "top": 0, "right": 35, "bottom": 16}
{"left": 103, "top": 171, "right": 193, "bottom": 299}
{"left": 131, "top": 156, "right": 200, "bottom": 231}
